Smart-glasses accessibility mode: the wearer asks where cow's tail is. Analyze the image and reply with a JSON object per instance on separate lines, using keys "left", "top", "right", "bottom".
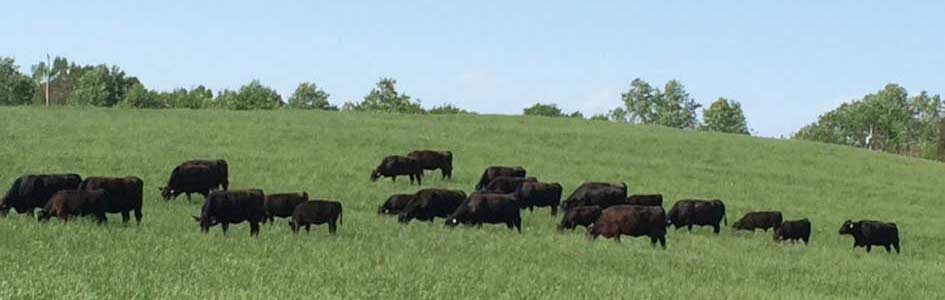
{"left": 338, "top": 204, "right": 343, "bottom": 225}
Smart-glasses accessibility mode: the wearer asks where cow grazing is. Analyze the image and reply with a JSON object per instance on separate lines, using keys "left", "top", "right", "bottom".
{"left": 733, "top": 211, "right": 783, "bottom": 232}
{"left": 378, "top": 194, "right": 414, "bottom": 215}
{"left": 407, "top": 150, "right": 453, "bottom": 179}
{"left": 37, "top": 189, "right": 108, "bottom": 224}
{"left": 160, "top": 164, "right": 218, "bottom": 201}
{"left": 475, "top": 166, "right": 526, "bottom": 191}
{"left": 775, "top": 219, "right": 811, "bottom": 244}
{"left": 627, "top": 194, "right": 663, "bottom": 207}
{"left": 194, "top": 189, "right": 266, "bottom": 236}
{"left": 560, "top": 182, "right": 628, "bottom": 211}
{"left": 180, "top": 159, "right": 229, "bottom": 190}
{"left": 838, "top": 220, "right": 900, "bottom": 253}
{"left": 371, "top": 155, "right": 424, "bottom": 185}
{"left": 667, "top": 199, "right": 727, "bottom": 234}
{"left": 264, "top": 192, "right": 309, "bottom": 223}
{"left": 557, "top": 205, "right": 602, "bottom": 231}
{"left": 587, "top": 205, "right": 667, "bottom": 248}
{"left": 445, "top": 192, "right": 522, "bottom": 232}
{"left": 1, "top": 174, "right": 82, "bottom": 215}
{"left": 289, "top": 200, "right": 343, "bottom": 234}
{"left": 398, "top": 189, "right": 466, "bottom": 224}
{"left": 517, "top": 181, "right": 563, "bottom": 215}
{"left": 79, "top": 176, "right": 144, "bottom": 224}
{"left": 482, "top": 176, "right": 537, "bottom": 193}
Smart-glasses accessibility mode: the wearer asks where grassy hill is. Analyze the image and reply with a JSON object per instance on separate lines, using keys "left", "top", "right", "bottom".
{"left": 1, "top": 107, "right": 942, "bottom": 299}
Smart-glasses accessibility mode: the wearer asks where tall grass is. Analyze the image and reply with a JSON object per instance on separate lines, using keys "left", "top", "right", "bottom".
{"left": 0, "top": 107, "right": 942, "bottom": 299}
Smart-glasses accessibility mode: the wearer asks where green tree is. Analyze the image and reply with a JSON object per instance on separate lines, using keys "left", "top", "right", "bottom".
{"left": 618, "top": 78, "right": 701, "bottom": 129}
{"left": 0, "top": 57, "right": 35, "bottom": 105}
{"left": 654, "top": 80, "right": 701, "bottom": 129}
{"left": 288, "top": 82, "right": 334, "bottom": 110}
{"left": 428, "top": 103, "right": 471, "bottom": 114}
{"left": 589, "top": 113, "right": 610, "bottom": 121}
{"left": 703, "top": 98, "right": 749, "bottom": 135}
{"left": 117, "top": 83, "right": 163, "bottom": 108}
{"left": 348, "top": 78, "right": 423, "bottom": 113}
{"left": 523, "top": 102, "right": 566, "bottom": 117}
{"left": 620, "top": 78, "right": 659, "bottom": 123}
{"left": 67, "top": 66, "right": 110, "bottom": 106}
{"left": 794, "top": 84, "right": 944, "bottom": 158}
{"left": 217, "top": 80, "right": 282, "bottom": 110}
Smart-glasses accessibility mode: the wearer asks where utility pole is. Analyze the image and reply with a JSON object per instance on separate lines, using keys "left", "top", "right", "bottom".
{"left": 44, "top": 54, "right": 50, "bottom": 107}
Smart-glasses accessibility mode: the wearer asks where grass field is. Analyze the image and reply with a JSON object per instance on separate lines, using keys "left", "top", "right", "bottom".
{"left": 0, "top": 106, "right": 942, "bottom": 299}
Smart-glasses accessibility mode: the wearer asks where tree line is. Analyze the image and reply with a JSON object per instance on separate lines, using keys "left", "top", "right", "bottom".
{"left": 2, "top": 56, "right": 942, "bottom": 160}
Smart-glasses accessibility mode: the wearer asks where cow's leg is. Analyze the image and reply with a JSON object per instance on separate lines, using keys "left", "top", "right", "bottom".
{"left": 866, "top": 245, "right": 872, "bottom": 252}
{"left": 893, "top": 242, "right": 900, "bottom": 253}
{"left": 713, "top": 224, "right": 721, "bottom": 234}
{"left": 250, "top": 221, "right": 260, "bottom": 237}
{"left": 883, "top": 245, "right": 892, "bottom": 253}
{"left": 551, "top": 206, "right": 557, "bottom": 216}
{"left": 186, "top": 193, "right": 192, "bottom": 202}
{"left": 134, "top": 208, "right": 142, "bottom": 225}
{"left": 305, "top": 224, "right": 311, "bottom": 233}
{"left": 329, "top": 221, "right": 337, "bottom": 234}
{"left": 121, "top": 211, "right": 130, "bottom": 224}
{"left": 221, "top": 223, "right": 230, "bottom": 235}
{"left": 658, "top": 235, "right": 667, "bottom": 249}
{"left": 687, "top": 224, "right": 693, "bottom": 231}
{"left": 408, "top": 174, "right": 415, "bottom": 184}
{"left": 391, "top": 176, "right": 396, "bottom": 182}
{"left": 803, "top": 237, "right": 809, "bottom": 244}
{"left": 96, "top": 212, "right": 107, "bottom": 225}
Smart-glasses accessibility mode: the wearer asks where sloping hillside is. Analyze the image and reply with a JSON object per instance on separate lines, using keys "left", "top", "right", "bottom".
{"left": 0, "top": 107, "right": 942, "bottom": 299}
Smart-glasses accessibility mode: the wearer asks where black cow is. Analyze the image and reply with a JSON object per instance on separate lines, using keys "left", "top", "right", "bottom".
{"left": 378, "top": 194, "right": 414, "bottom": 215}
{"left": 775, "top": 219, "right": 811, "bottom": 244}
{"left": 587, "top": 205, "right": 667, "bottom": 248}
{"left": 475, "top": 166, "right": 526, "bottom": 190}
{"left": 445, "top": 192, "right": 522, "bottom": 232}
{"left": 194, "top": 189, "right": 266, "bottom": 236}
{"left": 627, "top": 194, "right": 663, "bottom": 207}
{"left": 733, "top": 211, "right": 783, "bottom": 232}
{"left": 517, "top": 181, "right": 563, "bottom": 215}
{"left": 482, "top": 176, "right": 537, "bottom": 193}
{"left": 407, "top": 150, "right": 453, "bottom": 179}
{"left": 180, "top": 159, "right": 229, "bottom": 190}
{"left": 371, "top": 155, "right": 423, "bottom": 185}
{"left": 289, "top": 200, "right": 343, "bottom": 234}
{"left": 37, "top": 189, "right": 108, "bottom": 224}
{"left": 264, "top": 192, "right": 309, "bottom": 223}
{"left": 838, "top": 220, "right": 900, "bottom": 253}
{"left": 160, "top": 164, "right": 218, "bottom": 201}
{"left": 79, "top": 176, "right": 144, "bottom": 224}
{"left": 667, "top": 199, "right": 727, "bottom": 234}
{"left": 560, "top": 182, "right": 628, "bottom": 211}
{"left": 398, "top": 189, "right": 466, "bottom": 224}
{"left": 557, "top": 205, "right": 602, "bottom": 231}
{"left": 1, "top": 174, "right": 82, "bottom": 215}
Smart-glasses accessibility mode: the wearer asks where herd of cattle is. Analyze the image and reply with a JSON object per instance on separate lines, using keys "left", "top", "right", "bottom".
{"left": 0, "top": 151, "right": 903, "bottom": 254}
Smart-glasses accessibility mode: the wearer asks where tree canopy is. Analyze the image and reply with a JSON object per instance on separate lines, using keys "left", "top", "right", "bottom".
{"left": 703, "top": 98, "right": 749, "bottom": 135}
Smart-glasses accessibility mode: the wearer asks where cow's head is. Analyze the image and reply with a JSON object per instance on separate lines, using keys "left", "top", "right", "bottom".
{"left": 444, "top": 216, "right": 461, "bottom": 227}
{"left": 0, "top": 201, "right": 9, "bottom": 216}
{"left": 195, "top": 215, "right": 217, "bottom": 232}
{"left": 370, "top": 169, "right": 381, "bottom": 182}
{"left": 159, "top": 187, "right": 173, "bottom": 200}
{"left": 732, "top": 221, "right": 743, "bottom": 229}
{"left": 838, "top": 220, "right": 856, "bottom": 235}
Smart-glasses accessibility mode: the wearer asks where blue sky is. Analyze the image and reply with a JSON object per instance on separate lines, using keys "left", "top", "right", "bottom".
{"left": 4, "top": 1, "right": 944, "bottom": 136}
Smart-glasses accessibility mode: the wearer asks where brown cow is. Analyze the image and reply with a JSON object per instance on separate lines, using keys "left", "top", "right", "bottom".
{"left": 79, "top": 176, "right": 143, "bottom": 224}
{"left": 557, "top": 205, "right": 601, "bottom": 231}
{"left": 407, "top": 150, "right": 453, "bottom": 179}
{"left": 587, "top": 205, "right": 667, "bottom": 248}
{"left": 37, "top": 189, "right": 108, "bottom": 224}
{"left": 264, "top": 192, "right": 309, "bottom": 223}
{"left": 289, "top": 200, "right": 343, "bottom": 234}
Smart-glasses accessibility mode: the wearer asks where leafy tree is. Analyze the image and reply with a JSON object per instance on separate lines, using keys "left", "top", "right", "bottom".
{"left": 348, "top": 78, "right": 423, "bottom": 113}
{"left": 618, "top": 78, "right": 701, "bottom": 129}
{"left": 794, "top": 84, "right": 944, "bottom": 158}
{"left": 654, "top": 80, "right": 701, "bottom": 129}
{"left": 428, "top": 103, "right": 471, "bottom": 114}
{"left": 589, "top": 113, "right": 610, "bottom": 121}
{"left": 569, "top": 111, "right": 585, "bottom": 119}
{"left": 288, "top": 82, "right": 335, "bottom": 110}
{"left": 0, "top": 57, "right": 35, "bottom": 105}
{"left": 216, "top": 80, "right": 282, "bottom": 110}
{"left": 117, "top": 83, "right": 162, "bottom": 108}
{"left": 157, "top": 86, "right": 213, "bottom": 109}
{"left": 523, "top": 102, "right": 566, "bottom": 117}
{"left": 620, "top": 78, "right": 659, "bottom": 123}
{"left": 67, "top": 66, "right": 110, "bottom": 106}
{"left": 703, "top": 98, "right": 749, "bottom": 135}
